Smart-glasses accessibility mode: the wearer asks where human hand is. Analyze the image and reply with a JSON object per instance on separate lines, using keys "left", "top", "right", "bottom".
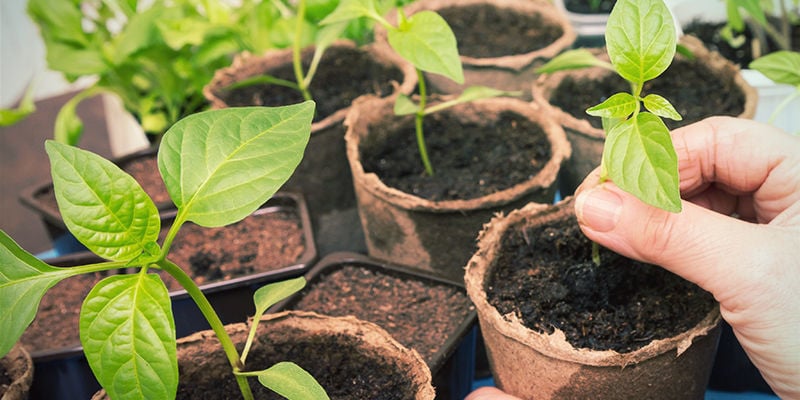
{"left": 574, "top": 116, "right": 800, "bottom": 399}
{"left": 465, "top": 386, "right": 521, "bottom": 400}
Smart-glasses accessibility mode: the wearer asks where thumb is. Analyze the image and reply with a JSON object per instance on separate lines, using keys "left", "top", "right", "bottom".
{"left": 573, "top": 182, "right": 786, "bottom": 301}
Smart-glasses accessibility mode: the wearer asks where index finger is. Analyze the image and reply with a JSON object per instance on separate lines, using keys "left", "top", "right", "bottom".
{"left": 671, "top": 116, "right": 800, "bottom": 223}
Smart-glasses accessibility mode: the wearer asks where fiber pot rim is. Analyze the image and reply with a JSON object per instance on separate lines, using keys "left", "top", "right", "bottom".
{"left": 383, "top": 0, "right": 577, "bottom": 71}
{"left": 202, "top": 39, "right": 418, "bottom": 132}
{"left": 531, "top": 34, "right": 758, "bottom": 142}
{"left": 464, "top": 197, "right": 722, "bottom": 367}
{"left": 344, "top": 94, "right": 571, "bottom": 213}
{"left": 0, "top": 343, "right": 34, "bottom": 400}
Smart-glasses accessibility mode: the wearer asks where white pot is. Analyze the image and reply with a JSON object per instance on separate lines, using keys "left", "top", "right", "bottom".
{"left": 101, "top": 93, "right": 150, "bottom": 156}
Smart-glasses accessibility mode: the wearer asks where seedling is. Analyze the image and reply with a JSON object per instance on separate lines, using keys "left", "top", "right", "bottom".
{"left": 749, "top": 50, "right": 800, "bottom": 130}
{"left": 539, "top": 0, "right": 683, "bottom": 213}
{"left": 320, "top": 0, "right": 518, "bottom": 176}
{"left": 720, "top": 0, "right": 798, "bottom": 58}
{"left": 0, "top": 103, "right": 329, "bottom": 400}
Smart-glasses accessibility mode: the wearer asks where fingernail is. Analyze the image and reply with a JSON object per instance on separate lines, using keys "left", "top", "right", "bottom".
{"left": 575, "top": 186, "right": 622, "bottom": 232}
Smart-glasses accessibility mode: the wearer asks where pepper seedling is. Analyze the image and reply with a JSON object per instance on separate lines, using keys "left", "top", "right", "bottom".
{"left": 0, "top": 103, "right": 329, "bottom": 400}
{"left": 320, "top": 0, "right": 519, "bottom": 176}
{"left": 538, "top": 0, "right": 684, "bottom": 213}
{"left": 749, "top": 50, "right": 800, "bottom": 131}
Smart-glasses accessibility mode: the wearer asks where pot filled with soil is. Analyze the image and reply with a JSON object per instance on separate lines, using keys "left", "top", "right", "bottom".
{"left": 532, "top": 35, "right": 758, "bottom": 195}
{"left": 381, "top": 0, "right": 575, "bottom": 99}
{"left": 204, "top": 40, "right": 417, "bottom": 255}
{"left": 464, "top": 198, "right": 722, "bottom": 399}
{"left": 270, "top": 252, "right": 477, "bottom": 400}
{"left": 1, "top": 343, "right": 34, "bottom": 400}
{"left": 92, "top": 310, "right": 436, "bottom": 399}
{"left": 345, "top": 94, "right": 570, "bottom": 283}
{"left": 18, "top": 193, "right": 315, "bottom": 400}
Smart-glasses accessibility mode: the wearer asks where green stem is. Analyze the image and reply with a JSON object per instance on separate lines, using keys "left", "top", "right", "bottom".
{"left": 158, "top": 259, "right": 254, "bottom": 400}
{"left": 768, "top": 88, "right": 800, "bottom": 125}
{"left": 415, "top": 69, "right": 434, "bottom": 176}
{"left": 591, "top": 241, "right": 601, "bottom": 266}
{"left": 293, "top": 0, "right": 312, "bottom": 101}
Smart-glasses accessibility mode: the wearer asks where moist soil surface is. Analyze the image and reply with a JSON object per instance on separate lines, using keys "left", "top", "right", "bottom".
{"left": 683, "top": 20, "right": 800, "bottom": 68}
{"left": 486, "top": 214, "right": 716, "bottom": 353}
{"left": 437, "top": 4, "right": 564, "bottom": 58}
{"left": 218, "top": 46, "right": 403, "bottom": 122}
{"left": 20, "top": 210, "right": 305, "bottom": 352}
{"left": 360, "top": 110, "right": 552, "bottom": 201}
{"left": 548, "top": 56, "right": 747, "bottom": 130}
{"left": 564, "top": 0, "right": 616, "bottom": 14}
{"left": 284, "top": 263, "right": 474, "bottom": 364}
{"left": 176, "top": 325, "right": 418, "bottom": 400}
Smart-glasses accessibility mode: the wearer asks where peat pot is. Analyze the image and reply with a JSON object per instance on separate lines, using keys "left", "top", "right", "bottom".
{"left": 0, "top": 343, "right": 34, "bottom": 400}
{"left": 464, "top": 198, "right": 722, "bottom": 399}
{"left": 345, "top": 94, "right": 570, "bottom": 283}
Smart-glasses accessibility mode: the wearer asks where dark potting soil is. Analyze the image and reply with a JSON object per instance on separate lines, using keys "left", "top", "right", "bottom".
{"left": 176, "top": 326, "right": 418, "bottom": 400}
{"left": 218, "top": 46, "right": 403, "bottom": 122}
{"left": 564, "top": 0, "right": 616, "bottom": 14}
{"left": 20, "top": 211, "right": 304, "bottom": 352}
{"left": 286, "top": 264, "right": 474, "bottom": 363}
{"left": 0, "top": 363, "right": 13, "bottom": 397}
{"left": 160, "top": 209, "right": 305, "bottom": 291}
{"left": 360, "top": 111, "right": 552, "bottom": 201}
{"left": 548, "top": 57, "right": 747, "bottom": 130}
{"left": 437, "top": 4, "right": 565, "bottom": 58}
{"left": 683, "top": 20, "right": 800, "bottom": 68}
{"left": 485, "top": 214, "right": 716, "bottom": 353}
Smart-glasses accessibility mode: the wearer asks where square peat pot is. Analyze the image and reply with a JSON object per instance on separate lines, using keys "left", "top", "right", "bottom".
{"left": 269, "top": 252, "right": 478, "bottom": 400}
{"left": 21, "top": 193, "right": 316, "bottom": 400}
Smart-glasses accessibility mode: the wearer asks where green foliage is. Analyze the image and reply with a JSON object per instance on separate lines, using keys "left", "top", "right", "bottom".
{"left": 749, "top": 50, "right": 800, "bottom": 126}
{"left": 0, "top": 83, "right": 36, "bottom": 127}
{"left": 0, "top": 104, "right": 323, "bottom": 399}
{"left": 539, "top": 0, "right": 683, "bottom": 212}
{"left": 25, "top": 0, "right": 375, "bottom": 145}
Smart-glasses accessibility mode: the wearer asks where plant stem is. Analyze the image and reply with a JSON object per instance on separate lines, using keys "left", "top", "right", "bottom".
{"left": 415, "top": 69, "right": 434, "bottom": 176}
{"left": 591, "top": 241, "right": 601, "bottom": 266}
{"left": 293, "top": 0, "right": 312, "bottom": 101}
{"left": 158, "top": 259, "right": 254, "bottom": 400}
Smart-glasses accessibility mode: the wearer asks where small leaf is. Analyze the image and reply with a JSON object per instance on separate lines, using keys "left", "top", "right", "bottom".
{"left": 158, "top": 103, "right": 314, "bottom": 228}
{"left": 0, "top": 82, "right": 36, "bottom": 127}
{"left": 642, "top": 94, "right": 682, "bottom": 120}
{"left": 586, "top": 92, "right": 638, "bottom": 119}
{"left": 80, "top": 274, "right": 177, "bottom": 400}
{"left": 46, "top": 141, "right": 161, "bottom": 261}
{"left": 749, "top": 51, "right": 800, "bottom": 86}
{"left": 394, "top": 93, "right": 419, "bottom": 115}
{"left": 0, "top": 231, "right": 76, "bottom": 357}
{"left": 319, "top": 0, "right": 378, "bottom": 25}
{"left": 603, "top": 112, "right": 681, "bottom": 212}
{"left": 387, "top": 11, "right": 464, "bottom": 84}
{"left": 54, "top": 96, "right": 85, "bottom": 146}
{"left": 253, "top": 277, "right": 306, "bottom": 319}
{"left": 606, "top": 0, "right": 677, "bottom": 83}
{"left": 536, "top": 49, "right": 614, "bottom": 74}
{"left": 254, "top": 362, "right": 329, "bottom": 400}
{"left": 112, "top": 5, "right": 164, "bottom": 64}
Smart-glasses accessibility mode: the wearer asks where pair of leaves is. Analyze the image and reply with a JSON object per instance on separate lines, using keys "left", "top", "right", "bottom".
{"left": 321, "top": 0, "right": 464, "bottom": 84}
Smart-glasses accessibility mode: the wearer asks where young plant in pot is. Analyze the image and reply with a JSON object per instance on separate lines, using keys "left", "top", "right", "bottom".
{"left": 465, "top": 0, "right": 722, "bottom": 398}
{"left": 204, "top": 0, "right": 418, "bottom": 255}
{"left": 320, "top": 0, "right": 570, "bottom": 283}
{"left": 0, "top": 103, "right": 335, "bottom": 399}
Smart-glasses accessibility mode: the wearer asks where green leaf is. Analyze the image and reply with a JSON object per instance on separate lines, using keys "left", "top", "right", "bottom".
{"left": 158, "top": 103, "right": 314, "bottom": 228}
{"left": 255, "top": 362, "right": 330, "bottom": 400}
{"left": 733, "top": 0, "right": 769, "bottom": 28}
{"left": 0, "top": 83, "right": 36, "bottom": 127}
{"left": 642, "top": 94, "right": 682, "bottom": 120}
{"left": 603, "top": 112, "right": 681, "bottom": 212}
{"left": 253, "top": 277, "right": 306, "bottom": 319}
{"left": 0, "top": 231, "right": 76, "bottom": 357}
{"left": 605, "top": 0, "right": 677, "bottom": 83}
{"left": 749, "top": 51, "right": 800, "bottom": 86}
{"left": 44, "top": 42, "right": 109, "bottom": 77}
{"left": 45, "top": 141, "right": 161, "bottom": 261}
{"left": 586, "top": 92, "right": 638, "bottom": 119}
{"left": 394, "top": 93, "right": 419, "bottom": 115}
{"left": 54, "top": 93, "right": 88, "bottom": 146}
{"left": 536, "top": 49, "right": 614, "bottom": 74}
{"left": 156, "top": 16, "right": 217, "bottom": 50}
{"left": 27, "top": 0, "right": 88, "bottom": 47}
{"left": 112, "top": 5, "right": 165, "bottom": 64}
{"left": 387, "top": 11, "right": 464, "bottom": 84}
{"left": 80, "top": 274, "right": 177, "bottom": 400}
{"left": 319, "top": 0, "right": 379, "bottom": 25}
{"left": 725, "top": 0, "right": 746, "bottom": 31}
